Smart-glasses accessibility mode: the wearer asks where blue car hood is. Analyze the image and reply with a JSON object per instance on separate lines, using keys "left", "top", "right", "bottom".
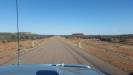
{"left": 0, "top": 64, "right": 104, "bottom": 75}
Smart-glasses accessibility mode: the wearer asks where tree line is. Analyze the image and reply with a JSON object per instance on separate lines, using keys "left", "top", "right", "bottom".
{"left": 0, "top": 33, "right": 53, "bottom": 43}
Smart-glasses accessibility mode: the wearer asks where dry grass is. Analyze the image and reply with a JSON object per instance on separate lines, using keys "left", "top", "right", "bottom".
{"left": 68, "top": 38, "right": 133, "bottom": 73}
{"left": 0, "top": 38, "right": 48, "bottom": 64}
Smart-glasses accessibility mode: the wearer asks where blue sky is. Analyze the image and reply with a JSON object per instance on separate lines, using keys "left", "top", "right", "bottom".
{"left": 0, "top": 0, "right": 133, "bottom": 35}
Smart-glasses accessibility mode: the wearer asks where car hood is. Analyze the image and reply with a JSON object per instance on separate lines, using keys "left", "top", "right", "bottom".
{"left": 0, "top": 64, "right": 104, "bottom": 75}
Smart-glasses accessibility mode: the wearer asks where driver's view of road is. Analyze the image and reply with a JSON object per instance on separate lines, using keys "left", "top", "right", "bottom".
{"left": 8, "top": 38, "right": 89, "bottom": 64}
{"left": 6, "top": 37, "right": 129, "bottom": 75}
{"left": 0, "top": 0, "right": 133, "bottom": 75}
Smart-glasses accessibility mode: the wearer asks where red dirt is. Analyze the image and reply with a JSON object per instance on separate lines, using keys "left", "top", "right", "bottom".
{"left": 68, "top": 38, "right": 133, "bottom": 73}
{"left": 0, "top": 39, "right": 48, "bottom": 64}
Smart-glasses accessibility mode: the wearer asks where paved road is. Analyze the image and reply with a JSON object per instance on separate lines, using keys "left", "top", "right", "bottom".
{"left": 7, "top": 39, "right": 128, "bottom": 75}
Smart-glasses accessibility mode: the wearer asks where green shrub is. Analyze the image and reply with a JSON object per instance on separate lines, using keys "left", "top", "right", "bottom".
{"left": 100, "top": 37, "right": 112, "bottom": 42}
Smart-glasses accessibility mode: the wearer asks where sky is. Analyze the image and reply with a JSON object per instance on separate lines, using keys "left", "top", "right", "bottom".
{"left": 0, "top": 0, "right": 133, "bottom": 35}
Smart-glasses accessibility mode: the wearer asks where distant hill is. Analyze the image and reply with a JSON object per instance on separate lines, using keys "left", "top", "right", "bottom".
{"left": 17, "top": 32, "right": 33, "bottom": 35}
{"left": 0, "top": 32, "right": 53, "bottom": 42}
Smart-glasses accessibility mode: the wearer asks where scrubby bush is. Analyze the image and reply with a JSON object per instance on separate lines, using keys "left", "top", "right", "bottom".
{"left": 1, "top": 40, "right": 8, "bottom": 43}
{"left": 99, "top": 37, "right": 112, "bottom": 42}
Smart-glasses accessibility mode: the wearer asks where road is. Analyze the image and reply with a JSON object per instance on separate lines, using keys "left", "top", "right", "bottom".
{"left": 7, "top": 39, "right": 128, "bottom": 75}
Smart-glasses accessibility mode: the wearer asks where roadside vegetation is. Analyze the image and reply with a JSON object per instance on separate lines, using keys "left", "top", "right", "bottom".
{"left": 0, "top": 32, "right": 52, "bottom": 65}
{"left": 62, "top": 33, "right": 133, "bottom": 45}
{"left": 64, "top": 33, "right": 133, "bottom": 74}
{"left": 0, "top": 32, "right": 53, "bottom": 42}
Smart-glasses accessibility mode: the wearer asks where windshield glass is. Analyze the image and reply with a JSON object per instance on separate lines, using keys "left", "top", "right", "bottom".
{"left": 0, "top": 0, "right": 133, "bottom": 75}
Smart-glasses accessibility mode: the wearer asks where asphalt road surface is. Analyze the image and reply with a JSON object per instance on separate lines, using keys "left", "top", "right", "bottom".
{"left": 7, "top": 39, "right": 128, "bottom": 75}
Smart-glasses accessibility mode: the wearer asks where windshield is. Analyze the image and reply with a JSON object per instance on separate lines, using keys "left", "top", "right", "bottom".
{"left": 0, "top": 0, "right": 133, "bottom": 75}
